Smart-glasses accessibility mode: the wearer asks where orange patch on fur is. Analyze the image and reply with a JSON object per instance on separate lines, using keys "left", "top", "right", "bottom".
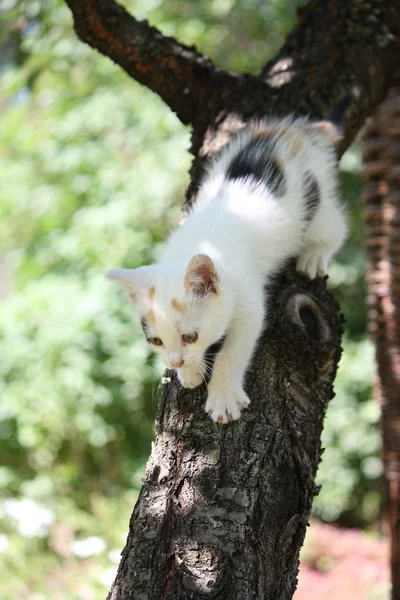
{"left": 312, "top": 121, "right": 341, "bottom": 144}
{"left": 147, "top": 308, "right": 156, "bottom": 325}
{"left": 251, "top": 129, "right": 276, "bottom": 141}
{"left": 288, "top": 134, "right": 303, "bottom": 158}
{"left": 171, "top": 298, "right": 186, "bottom": 313}
{"left": 272, "top": 125, "right": 290, "bottom": 140}
{"left": 148, "top": 286, "right": 156, "bottom": 300}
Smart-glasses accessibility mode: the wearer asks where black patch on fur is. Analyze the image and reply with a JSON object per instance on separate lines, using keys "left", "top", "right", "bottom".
{"left": 303, "top": 172, "right": 320, "bottom": 221}
{"left": 203, "top": 334, "right": 227, "bottom": 381}
{"left": 226, "top": 138, "right": 285, "bottom": 195}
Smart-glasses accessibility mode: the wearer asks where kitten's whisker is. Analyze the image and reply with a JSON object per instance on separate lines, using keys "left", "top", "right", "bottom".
{"left": 201, "top": 357, "right": 227, "bottom": 372}
{"left": 136, "top": 362, "right": 158, "bottom": 388}
{"left": 190, "top": 356, "right": 231, "bottom": 384}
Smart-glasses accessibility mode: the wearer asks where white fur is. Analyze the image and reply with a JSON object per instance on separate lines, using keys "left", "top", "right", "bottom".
{"left": 107, "top": 116, "right": 346, "bottom": 424}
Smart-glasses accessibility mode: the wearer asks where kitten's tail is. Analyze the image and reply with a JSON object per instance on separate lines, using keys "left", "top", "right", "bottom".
{"left": 328, "top": 87, "right": 360, "bottom": 134}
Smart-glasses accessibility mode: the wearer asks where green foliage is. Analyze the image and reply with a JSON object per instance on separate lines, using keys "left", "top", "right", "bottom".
{"left": 0, "top": 0, "right": 380, "bottom": 597}
{"left": 314, "top": 336, "right": 381, "bottom": 525}
{"left": 139, "top": 0, "right": 307, "bottom": 73}
{"left": 0, "top": 2, "right": 191, "bottom": 594}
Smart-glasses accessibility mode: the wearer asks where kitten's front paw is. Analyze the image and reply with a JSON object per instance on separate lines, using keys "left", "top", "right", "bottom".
{"left": 177, "top": 365, "right": 204, "bottom": 389}
{"left": 296, "top": 248, "right": 328, "bottom": 279}
{"left": 205, "top": 386, "right": 250, "bottom": 424}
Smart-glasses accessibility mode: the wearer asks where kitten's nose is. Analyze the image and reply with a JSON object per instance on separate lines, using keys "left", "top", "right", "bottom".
{"left": 171, "top": 359, "right": 184, "bottom": 368}
{"left": 169, "top": 351, "right": 184, "bottom": 368}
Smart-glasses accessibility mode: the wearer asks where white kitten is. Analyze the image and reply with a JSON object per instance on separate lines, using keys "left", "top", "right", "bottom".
{"left": 107, "top": 116, "right": 346, "bottom": 423}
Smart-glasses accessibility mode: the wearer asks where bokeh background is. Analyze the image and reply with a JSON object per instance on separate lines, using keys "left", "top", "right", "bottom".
{"left": 0, "top": 1, "right": 385, "bottom": 598}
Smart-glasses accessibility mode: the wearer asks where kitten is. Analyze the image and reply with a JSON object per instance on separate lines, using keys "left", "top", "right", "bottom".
{"left": 107, "top": 116, "right": 346, "bottom": 423}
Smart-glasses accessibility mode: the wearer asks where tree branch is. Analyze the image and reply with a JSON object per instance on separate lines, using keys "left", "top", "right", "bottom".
{"left": 184, "top": 0, "right": 400, "bottom": 198}
{"left": 64, "top": 0, "right": 400, "bottom": 157}
{"left": 259, "top": 0, "right": 400, "bottom": 150}
{"left": 64, "top": 0, "right": 230, "bottom": 126}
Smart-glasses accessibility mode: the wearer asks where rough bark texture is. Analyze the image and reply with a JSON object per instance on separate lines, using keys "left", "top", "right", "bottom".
{"left": 363, "top": 88, "right": 400, "bottom": 600}
{"left": 62, "top": 1, "right": 400, "bottom": 598}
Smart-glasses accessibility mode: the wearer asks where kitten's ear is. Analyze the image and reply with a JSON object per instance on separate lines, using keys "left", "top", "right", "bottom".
{"left": 184, "top": 255, "right": 219, "bottom": 297}
{"left": 107, "top": 266, "right": 156, "bottom": 304}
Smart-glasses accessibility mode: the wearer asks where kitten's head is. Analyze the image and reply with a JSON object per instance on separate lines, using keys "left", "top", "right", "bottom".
{"left": 107, "top": 255, "right": 232, "bottom": 371}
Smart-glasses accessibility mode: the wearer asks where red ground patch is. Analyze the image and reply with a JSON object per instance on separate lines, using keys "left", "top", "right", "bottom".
{"left": 295, "top": 522, "right": 389, "bottom": 600}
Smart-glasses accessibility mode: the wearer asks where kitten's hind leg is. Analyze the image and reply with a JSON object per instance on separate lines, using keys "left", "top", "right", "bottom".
{"left": 297, "top": 200, "right": 346, "bottom": 279}
{"left": 296, "top": 246, "right": 329, "bottom": 279}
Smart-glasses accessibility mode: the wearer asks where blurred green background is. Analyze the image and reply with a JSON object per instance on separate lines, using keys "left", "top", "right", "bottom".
{"left": 0, "top": 1, "right": 380, "bottom": 598}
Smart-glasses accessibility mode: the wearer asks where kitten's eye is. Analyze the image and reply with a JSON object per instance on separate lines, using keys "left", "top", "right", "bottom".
{"left": 182, "top": 332, "right": 198, "bottom": 344}
{"left": 148, "top": 336, "right": 163, "bottom": 346}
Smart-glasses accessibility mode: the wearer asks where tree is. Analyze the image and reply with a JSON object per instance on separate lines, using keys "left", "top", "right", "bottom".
{"left": 63, "top": 1, "right": 400, "bottom": 598}
{"left": 363, "top": 86, "right": 400, "bottom": 600}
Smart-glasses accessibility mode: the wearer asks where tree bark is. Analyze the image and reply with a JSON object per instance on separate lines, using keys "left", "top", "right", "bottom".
{"left": 62, "top": 1, "right": 400, "bottom": 598}
{"left": 363, "top": 87, "right": 400, "bottom": 600}
{"left": 109, "top": 273, "right": 343, "bottom": 600}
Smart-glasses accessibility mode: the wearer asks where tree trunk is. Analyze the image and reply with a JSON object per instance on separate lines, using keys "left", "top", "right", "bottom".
{"left": 363, "top": 87, "right": 400, "bottom": 600}
{"left": 62, "top": 1, "right": 400, "bottom": 598}
{"left": 108, "top": 272, "right": 344, "bottom": 600}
